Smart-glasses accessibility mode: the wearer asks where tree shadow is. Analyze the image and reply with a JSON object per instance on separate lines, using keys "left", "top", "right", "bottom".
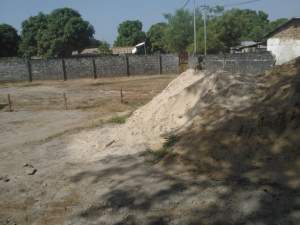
{"left": 69, "top": 59, "right": 300, "bottom": 224}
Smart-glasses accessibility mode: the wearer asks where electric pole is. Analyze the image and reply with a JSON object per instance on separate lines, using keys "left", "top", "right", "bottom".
{"left": 193, "top": 0, "right": 197, "bottom": 55}
{"left": 203, "top": 6, "right": 207, "bottom": 56}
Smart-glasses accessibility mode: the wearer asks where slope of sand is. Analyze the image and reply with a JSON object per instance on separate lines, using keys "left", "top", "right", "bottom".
{"left": 124, "top": 69, "right": 259, "bottom": 147}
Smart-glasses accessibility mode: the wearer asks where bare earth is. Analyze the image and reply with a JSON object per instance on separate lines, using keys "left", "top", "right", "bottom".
{"left": 0, "top": 67, "right": 299, "bottom": 225}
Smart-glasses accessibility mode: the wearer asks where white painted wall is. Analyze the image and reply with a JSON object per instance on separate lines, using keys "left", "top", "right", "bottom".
{"left": 267, "top": 38, "right": 300, "bottom": 65}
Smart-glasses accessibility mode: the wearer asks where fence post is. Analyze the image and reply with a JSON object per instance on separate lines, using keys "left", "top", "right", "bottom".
{"left": 159, "top": 54, "right": 162, "bottom": 75}
{"left": 63, "top": 92, "right": 68, "bottom": 110}
{"left": 92, "top": 58, "right": 97, "bottom": 79}
{"left": 7, "top": 94, "right": 13, "bottom": 112}
{"left": 26, "top": 59, "right": 32, "bottom": 82}
{"left": 120, "top": 88, "right": 124, "bottom": 103}
{"left": 62, "top": 59, "right": 67, "bottom": 81}
{"left": 125, "top": 55, "right": 130, "bottom": 76}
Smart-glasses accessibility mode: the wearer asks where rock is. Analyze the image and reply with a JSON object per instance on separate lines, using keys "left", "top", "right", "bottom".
{"left": 23, "top": 163, "right": 37, "bottom": 175}
{"left": 27, "top": 168, "right": 37, "bottom": 175}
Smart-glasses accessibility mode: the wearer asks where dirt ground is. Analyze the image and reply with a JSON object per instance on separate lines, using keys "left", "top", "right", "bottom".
{"left": 0, "top": 68, "right": 299, "bottom": 225}
{"left": 0, "top": 75, "right": 174, "bottom": 151}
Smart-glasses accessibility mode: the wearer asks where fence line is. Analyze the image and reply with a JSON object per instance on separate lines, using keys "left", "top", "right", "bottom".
{"left": 0, "top": 54, "right": 179, "bottom": 82}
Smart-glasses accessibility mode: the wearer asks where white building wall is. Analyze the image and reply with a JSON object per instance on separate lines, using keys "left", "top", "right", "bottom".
{"left": 267, "top": 38, "right": 300, "bottom": 65}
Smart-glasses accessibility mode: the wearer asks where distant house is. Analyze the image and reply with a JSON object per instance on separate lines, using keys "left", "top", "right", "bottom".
{"left": 72, "top": 48, "right": 100, "bottom": 56}
{"left": 112, "top": 42, "right": 147, "bottom": 55}
{"left": 265, "top": 18, "right": 300, "bottom": 65}
{"left": 112, "top": 47, "right": 135, "bottom": 55}
{"left": 230, "top": 41, "right": 267, "bottom": 54}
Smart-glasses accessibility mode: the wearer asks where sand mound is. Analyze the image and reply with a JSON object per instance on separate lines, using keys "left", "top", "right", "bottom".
{"left": 126, "top": 69, "right": 260, "bottom": 146}
{"left": 155, "top": 57, "right": 300, "bottom": 185}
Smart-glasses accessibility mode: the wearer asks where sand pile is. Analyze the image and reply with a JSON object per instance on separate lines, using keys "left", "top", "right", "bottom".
{"left": 125, "top": 69, "right": 259, "bottom": 146}
{"left": 156, "top": 57, "right": 300, "bottom": 185}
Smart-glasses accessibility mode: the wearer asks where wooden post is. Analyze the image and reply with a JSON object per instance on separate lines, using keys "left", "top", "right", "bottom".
{"left": 92, "top": 58, "right": 97, "bottom": 79}
{"left": 7, "top": 94, "right": 13, "bottom": 112}
{"left": 120, "top": 88, "right": 124, "bottom": 103}
{"left": 159, "top": 54, "right": 162, "bottom": 75}
{"left": 62, "top": 59, "right": 67, "bottom": 81}
{"left": 26, "top": 59, "right": 32, "bottom": 82}
{"left": 125, "top": 55, "right": 130, "bottom": 76}
{"left": 63, "top": 93, "right": 68, "bottom": 110}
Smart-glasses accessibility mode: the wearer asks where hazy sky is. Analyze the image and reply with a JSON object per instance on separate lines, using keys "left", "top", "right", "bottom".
{"left": 0, "top": 0, "right": 299, "bottom": 44}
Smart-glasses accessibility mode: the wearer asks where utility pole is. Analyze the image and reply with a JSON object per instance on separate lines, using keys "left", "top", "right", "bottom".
{"left": 193, "top": 0, "right": 197, "bottom": 55}
{"left": 203, "top": 6, "right": 207, "bottom": 56}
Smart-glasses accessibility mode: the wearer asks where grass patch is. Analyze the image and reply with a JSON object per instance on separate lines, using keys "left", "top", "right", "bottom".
{"left": 108, "top": 115, "right": 128, "bottom": 124}
{"left": 163, "top": 134, "right": 179, "bottom": 148}
{"left": 144, "top": 135, "right": 179, "bottom": 163}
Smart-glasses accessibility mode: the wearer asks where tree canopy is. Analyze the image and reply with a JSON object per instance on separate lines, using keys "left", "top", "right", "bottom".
{"left": 114, "top": 20, "right": 146, "bottom": 47}
{"left": 19, "top": 13, "right": 47, "bottom": 57}
{"left": 1, "top": 6, "right": 290, "bottom": 58}
{"left": 98, "top": 41, "right": 111, "bottom": 54}
{"left": 159, "top": 7, "right": 289, "bottom": 54}
{"left": 19, "top": 8, "right": 94, "bottom": 58}
{"left": 0, "top": 24, "right": 20, "bottom": 57}
{"left": 163, "top": 9, "right": 194, "bottom": 53}
{"left": 147, "top": 23, "right": 168, "bottom": 53}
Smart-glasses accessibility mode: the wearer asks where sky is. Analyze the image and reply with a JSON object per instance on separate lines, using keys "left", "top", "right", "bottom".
{"left": 0, "top": 0, "right": 299, "bottom": 44}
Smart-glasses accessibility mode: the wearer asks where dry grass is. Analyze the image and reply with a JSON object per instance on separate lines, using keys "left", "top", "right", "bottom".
{"left": 0, "top": 75, "right": 176, "bottom": 112}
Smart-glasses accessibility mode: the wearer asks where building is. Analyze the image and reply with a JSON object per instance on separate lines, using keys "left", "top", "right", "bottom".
{"left": 230, "top": 41, "right": 267, "bottom": 54}
{"left": 112, "top": 42, "right": 147, "bottom": 55}
{"left": 265, "top": 18, "right": 300, "bottom": 65}
{"left": 112, "top": 47, "right": 135, "bottom": 55}
{"left": 72, "top": 48, "right": 100, "bottom": 56}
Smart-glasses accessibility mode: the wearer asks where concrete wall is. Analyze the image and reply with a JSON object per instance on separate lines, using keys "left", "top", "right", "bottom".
{"left": 161, "top": 54, "right": 179, "bottom": 74}
{"left": 198, "top": 52, "right": 275, "bottom": 75}
{"left": 0, "top": 54, "right": 179, "bottom": 82}
{"left": 31, "top": 59, "right": 63, "bottom": 80}
{"left": 0, "top": 58, "right": 29, "bottom": 81}
{"left": 267, "top": 38, "right": 300, "bottom": 65}
{"left": 95, "top": 56, "right": 127, "bottom": 77}
{"left": 128, "top": 55, "right": 160, "bottom": 75}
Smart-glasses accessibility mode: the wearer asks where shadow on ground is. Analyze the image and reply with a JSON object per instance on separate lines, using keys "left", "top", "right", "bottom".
{"left": 68, "top": 60, "right": 300, "bottom": 225}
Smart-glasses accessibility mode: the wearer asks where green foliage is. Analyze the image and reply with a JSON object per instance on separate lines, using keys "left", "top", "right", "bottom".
{"left": 161, "top": 7, "right": 287, "bottom": 54}
{"left": 163, "top": 135, "right": 179, "bottom": 148}
{"left": 114, "top": 20, "right": 146, "bottom": 47}
{"left": 109, "top": 115, "right": 127, "bottom": 124}
{"left": 89, "top": 38, "right": 101, "bottom": 48}
{"left": 19, "top": 13, "right": 48, "bottom": 57}
{"left": 19, "top": 8, "right": 94, "bottom": 58}
{"left": 147, "top": 23, "right": 168, "bottom": 53}
{"left": 0, "top": 24, "right": 20, "bottom": 57}
{"left": 267, "top": 18, "right": 289, "bottom": 33}
{"left": 144, "top": 135, "right": 179, "bottom": 163}
{"left": 98, "top": 41, "right": 111, "bottom": 54}
{"left": 164, "top": 9, "right": 193, "bottom": 53}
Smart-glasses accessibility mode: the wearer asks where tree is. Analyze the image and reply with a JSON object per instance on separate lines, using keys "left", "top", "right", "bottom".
{"left": 98, "top": 41, "right": 111, "bottom": 54}
{"left": 214, "top": 8, "right": 271, "bottom": 51}
{"left": 37, "top": 8, "right": 94, "bottom": 57}
{"left": 164, "top": 9, "right": 193, "bottom": 53}
{"left": 88, "top": 38, "right": 101, "bottom": 48}
{"left": 267, "top": 18, "right": 289, "bottom": 33}
{"left": 147, "top": 22, "right": 168, "bottom": 53}
{"left": 114, "top": 20, "right": 146, "bottom": 47}
{"left": 19, "top": 8, "right": 94, "bottom": 58}
{"left": 19, "top": 13, "right": 47, "bottom": 57}
{"left": 188, "top": 20, "right": 225, "bottom": 54}
{"left": 0, "top": 24, "right": 20, "bottom": 57}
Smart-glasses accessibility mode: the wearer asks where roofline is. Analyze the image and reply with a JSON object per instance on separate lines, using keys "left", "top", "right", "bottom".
{"left": 264, "top": 17, "right": 300, "bottom": 39}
